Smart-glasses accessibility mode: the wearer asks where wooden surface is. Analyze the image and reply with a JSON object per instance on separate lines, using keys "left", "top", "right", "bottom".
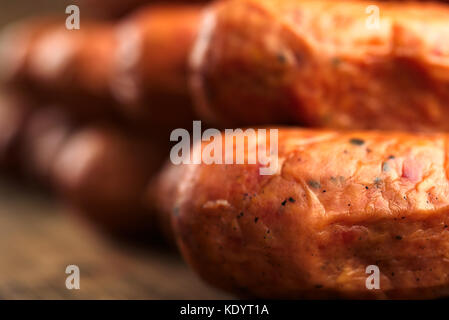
{"left": 0, "top": 179, "right": 231, "bottom": 299}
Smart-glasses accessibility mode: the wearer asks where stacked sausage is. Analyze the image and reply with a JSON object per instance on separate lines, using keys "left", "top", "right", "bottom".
{"left": 2, "top": 0, "right": 449, "bottom": 299}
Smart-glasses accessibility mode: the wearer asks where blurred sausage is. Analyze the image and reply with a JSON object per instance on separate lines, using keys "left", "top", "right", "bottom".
{"left": 79, "top": 0, "right": 208, "bottom": 19}
{"left": 113, "top": 5, "right": 202, "bottom": 130}
{"left": 146, "top": 161, "right": 186, "bottom": 245}
{"left": 79, "top": 0, "right": 153, "bottom": 19}
{"left": 0, "top": 92, "right": 31, "bottom": 173}
{"left": 20, "top": 107, "right": 75, "bottom": 183}
{"left": 191, "top": 0, "right": 449, "bottom": 131}
{"left": 0, "top": 17, "right": 61, "bottom": 92}
{"left": 0, "top": 18, "right": 120, "bottom": 120}
{"left": 51, "top": 125, "right": 167, "bottom": 236}
{"left": 0, "top": 5, "right": 202, "bottom": 130}
{"left": 7, "top": 1, "right": 449, "bottom": 132}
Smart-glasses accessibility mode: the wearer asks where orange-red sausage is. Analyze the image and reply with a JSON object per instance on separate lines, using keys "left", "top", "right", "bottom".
{"left": 160, "top": 128, "right": 449, "bottom": 299}
{"left": 113, "top": 5, "right": 202, "bottom": 130}
{"left": 0, "top": 19, "right": 119, "bottom": 120}
{"left": 191, "top": 0, "right": 449, "bottom": 131}
{"left": 79, "top": 0, "right": 153, "bottom": 18}
{"left": 0, "top": 5, "right": 202, "bottom": 131}
{"left": 5, "top": 0, "right": 449, "bottom": 132}
{"left": 79, "top": 0, "right": 207, "bottom": 19}
{"left": 51, "top": 125, "right": 167, "bottom": 235}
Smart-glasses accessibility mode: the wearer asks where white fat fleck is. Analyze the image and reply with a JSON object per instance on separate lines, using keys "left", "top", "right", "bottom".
{"left": 202, "top": 199, "right": 231, "bottom": 209}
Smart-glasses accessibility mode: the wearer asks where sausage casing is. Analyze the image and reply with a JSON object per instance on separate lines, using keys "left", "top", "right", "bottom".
{"left": 166, "top": 128, "right": 449, "bottom": 299}
{"left": 191, "top": 0, "right": 449, "bottom": 131}
{"left": 52, "top": 125, "right": 165, "bottom": 235}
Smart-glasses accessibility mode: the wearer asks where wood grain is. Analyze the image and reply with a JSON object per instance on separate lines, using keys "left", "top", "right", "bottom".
{"left": 0, "top": 178, "right": 231, "bottom": 299}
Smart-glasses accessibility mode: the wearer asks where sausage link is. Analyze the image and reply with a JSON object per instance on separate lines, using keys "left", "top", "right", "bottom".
{"left": 0, "top": 19, "right": 120, "bottom": 119}
{"left": 20, "top": 107, "right": 75, "bottom": 183}
{"left": 0, "top": 92, "right": 32, "bottom": 174}
{"left": 0, "top": 5, "right": 202, "bottom": 130}
{"left": 79, "top": 0, "right": 207, "bottom": 19}
{"left": 191, "top": 0, "right": 449, "bottom": 131}
{"left": 113, "top": 5, "right": 202, "bottom": 130}
{"left": 161, "top": 128, "right": 449, "bottom": 298}
{"left": 5, "top": 0, "right": 449, "bottom": 132}
{"left": 51, "top": 125, "right": 167, "bottom": 236}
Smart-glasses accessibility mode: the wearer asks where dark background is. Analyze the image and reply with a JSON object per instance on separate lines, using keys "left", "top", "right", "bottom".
{"left": 0, "top": 0, "right": 69, "bottom": 27}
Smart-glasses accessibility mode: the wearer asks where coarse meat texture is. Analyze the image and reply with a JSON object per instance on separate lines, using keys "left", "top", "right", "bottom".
{"left": 165, "top": 128, "right": 449, "bottom": 299}
{"left": 191, "top": 0, "right": 449, "bottom": 131}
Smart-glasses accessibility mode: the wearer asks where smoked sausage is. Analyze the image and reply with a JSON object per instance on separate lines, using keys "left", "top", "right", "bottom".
{"left": 161, "top": 128, "right": 449, "bottom": 299}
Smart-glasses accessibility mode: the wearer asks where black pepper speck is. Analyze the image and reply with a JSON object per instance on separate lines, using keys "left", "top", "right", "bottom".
{"left": 277, "top": 53, "right": 287, "bottom": 64}
{"left": 331, "top": 57, "right": 341, "bottom": 66}
{"left": 308, "top": 180, "right": 321, "bottom": 189}
{"left": 349, "top": 138, "right": 365, "bottom": 146}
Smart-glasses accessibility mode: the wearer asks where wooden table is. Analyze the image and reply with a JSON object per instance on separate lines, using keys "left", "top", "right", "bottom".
{"left": 0, "top": 179, "right": 231, "bottom": 299}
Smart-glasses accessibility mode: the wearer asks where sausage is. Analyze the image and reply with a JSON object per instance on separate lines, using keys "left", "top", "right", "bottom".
{"left": 79, "top": 0, "right": 154, "bottom": 19}
{"left": 0, "top": 18, "right": 61, "bottom": 91}
{"left": 79, "top": 0, "right": 207, "bottom": 19}
{"left": 0, "top": 92, "right": 31, "bottom": 173}
{"left": 146, "top": 162, "right": 186, "bottom": 245}
{"left": 113, "top": 5, "right": 202, "bottom": 130}
{"left": 4, "top": 98, "right": 172, "bottom": 238}
{"left": 160, "top": 128, "right": 449, "bottom": 299}
{"left": 191, "top": 0, "right": 449, "bottom": 131}
{"left": 51, "top": 125, "right": 167, "bottom": 236}
{"left": 20, "top": 107, "right": 75, "bottom": 183}
{"left": 0, "top": 5, "right": 202, "bottom": 129}
{"left": 6, "top": 0, "right": 449, "bottom": 133}
{"left": 0, "top": 18, "right": 120, "bottom": 120}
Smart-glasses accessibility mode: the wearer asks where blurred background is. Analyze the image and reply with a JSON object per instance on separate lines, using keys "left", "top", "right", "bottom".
{"left": 0, "top": 0, "right": 230, "bottom": 299}
{"left": 0, "top": 1, "right": 68, "bottom": 26}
